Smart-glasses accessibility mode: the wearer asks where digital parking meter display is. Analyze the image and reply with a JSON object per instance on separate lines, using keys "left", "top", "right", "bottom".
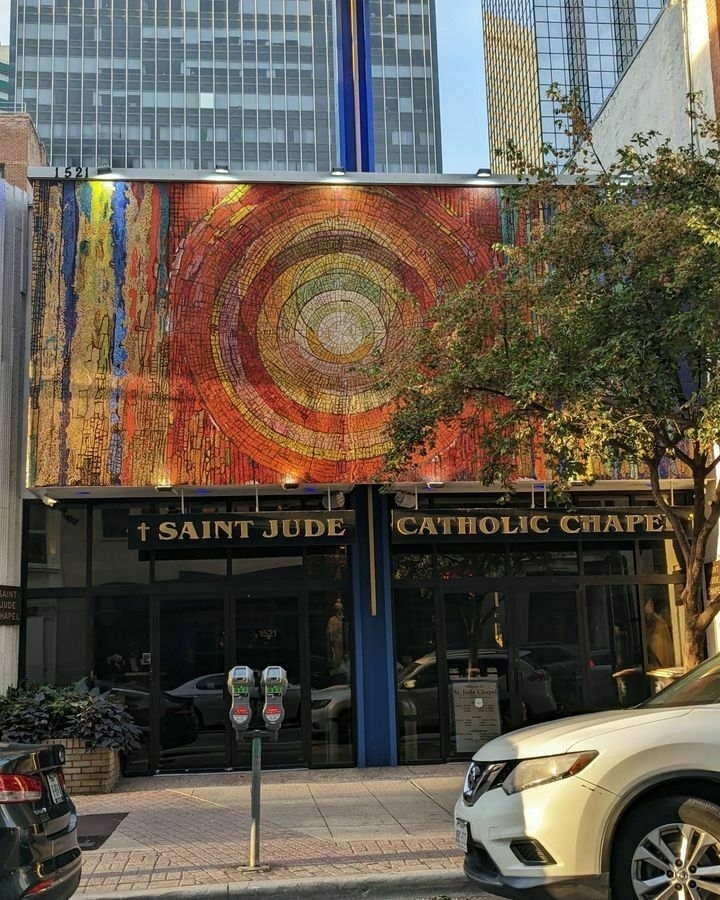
{"left": 227, "top": 666, "right": 254, "bottom": 731}
{"left": 261, "top": 666, "right": 288, "bottom": 731}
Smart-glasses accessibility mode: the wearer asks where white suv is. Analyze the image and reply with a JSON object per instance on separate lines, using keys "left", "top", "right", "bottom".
{"left": 454, "top": 653, "right": 720, "bottom": 899}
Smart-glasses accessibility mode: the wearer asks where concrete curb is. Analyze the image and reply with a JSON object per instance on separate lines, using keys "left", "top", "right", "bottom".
{"left": 79, "top": 868, "right": 486, "bottom": 899}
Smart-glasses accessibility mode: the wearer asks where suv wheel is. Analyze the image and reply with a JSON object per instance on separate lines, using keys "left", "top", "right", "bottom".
{"left": 611, "top": 796, "right": 720, "bottom": 898}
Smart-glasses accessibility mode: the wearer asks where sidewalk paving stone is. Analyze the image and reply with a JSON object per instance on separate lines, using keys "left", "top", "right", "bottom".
{"left": 70, "top": 763, "right": 495, "bottom": 899}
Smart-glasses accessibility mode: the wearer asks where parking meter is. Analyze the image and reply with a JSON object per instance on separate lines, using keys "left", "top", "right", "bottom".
{"left": 260, "top": 666, "right": 288, "bottom": 731}
{"left": 227, "top": 665, "right": 254, "bottom": 731}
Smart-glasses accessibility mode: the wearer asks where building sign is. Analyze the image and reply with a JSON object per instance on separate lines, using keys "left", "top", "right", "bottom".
{"left": 128, "top": 512, "right": 355, "bottom": 549}
{"left": 451, "top": 678, "right": 502, "bottom": 752}
{"left": 707, "top": 560, "right": 720, "bottom": 602}
{"left": 392, "top": 509, "right": 674, "bottom": 541}
{"left": 0, "top": 586, "right": 21, "bottom": 625}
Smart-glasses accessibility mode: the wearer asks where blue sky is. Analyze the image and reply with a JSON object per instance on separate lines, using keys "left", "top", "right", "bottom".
{"left": 0, "top": 0, "right": 489, "bottom": 172}
{"left": 435, "top": 0, "right": 489, "bottom": 171}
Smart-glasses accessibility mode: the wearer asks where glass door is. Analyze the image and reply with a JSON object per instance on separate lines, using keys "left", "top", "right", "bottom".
{"left": 510, "top": 585, "right": 584, "bottom": 720}
{"left": 442, "top": 589, "right": 526, "bottom": 758}
{"left": 156, "top": 594, "right": 227, "bottom": 771}
{"left": 93, "top": 595, "right": 151, "bottom": 775}
{"left": 230, "top": 593, "right": 306, "bottom": 768}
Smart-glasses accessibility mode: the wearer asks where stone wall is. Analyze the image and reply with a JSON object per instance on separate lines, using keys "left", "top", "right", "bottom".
{"left": 57, "top": 739, "right": 120, "bottom": 795}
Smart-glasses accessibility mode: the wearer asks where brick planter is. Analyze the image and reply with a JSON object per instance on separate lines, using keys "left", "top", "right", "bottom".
{"left": 55, "top": 738, "right": 120, "bottom": 795}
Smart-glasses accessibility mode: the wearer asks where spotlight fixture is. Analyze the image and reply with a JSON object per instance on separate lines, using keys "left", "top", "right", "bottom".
{"left": 475, "top": 167, "right": 492, "bottom": 178}
{"left": 330, "top": 166, "right": 346, "bottom": 177}
{"left": 214, "top": 164, "right": 230, "bottom": 174}
{"left": 426, "top": 481, "right": 445, "bottom": 489}
{"left": 322, "top": 492, "right": 346, "bottom": 510}
{"left": 41, "top": 494, "right": 58, "bottom": 508}
{"left": 154, "top": 485, "right": 176, "bottom": 494}
{"left": 97, "top": 165, "right": 112, "bottom": 175}
{"left": 282, "top": 481, "right": 300, "bottom": 490}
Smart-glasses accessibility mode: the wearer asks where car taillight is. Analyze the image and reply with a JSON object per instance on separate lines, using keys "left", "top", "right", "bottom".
{"left": 57, "top": 769, "right": 66, "bottom": 787}
{"left": 24, "top": 877, "right": 59, "bottom": 894}
{"left": 0, "top": 773, "right": 43, "bottom": 802}
{"left": 528, "top": 668, "right": 550, "bottom": 682}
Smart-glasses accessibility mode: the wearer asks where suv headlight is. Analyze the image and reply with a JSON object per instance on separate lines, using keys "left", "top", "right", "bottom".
{"left": 502, "top": 751, "right": 598, "bottom": 795}
{"left": 463, "top": 760, "right": 509, "bottom": 805}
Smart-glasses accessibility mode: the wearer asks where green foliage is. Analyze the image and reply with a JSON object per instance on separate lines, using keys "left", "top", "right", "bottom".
{"left": 0, "top": 683, "right": 142, "bottom": 752}
{"left": 384, "top": 96, "right": 720, "bottom": 486}
{"left": 380, "top": 93, "right": 720, "bottom": 665}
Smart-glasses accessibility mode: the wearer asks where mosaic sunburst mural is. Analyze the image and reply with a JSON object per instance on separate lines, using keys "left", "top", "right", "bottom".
{"left": 29, "top": 180, "right": 501, "bottom": 486}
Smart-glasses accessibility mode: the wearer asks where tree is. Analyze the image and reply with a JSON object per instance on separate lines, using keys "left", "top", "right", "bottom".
{"left": 382, "top": 100, "right": 720, "bottom": 669}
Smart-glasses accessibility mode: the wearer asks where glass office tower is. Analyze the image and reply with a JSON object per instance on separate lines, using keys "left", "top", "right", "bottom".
{"left": 483, "top": 0, "right": 664, "bottom": 165}
{"left": 10, "top": 0, "right": 441, "bottom": 173}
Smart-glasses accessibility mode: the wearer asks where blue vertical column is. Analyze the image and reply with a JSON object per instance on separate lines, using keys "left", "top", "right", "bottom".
{"left": 352, "top": 485, "right": 396, "bottom": 766}
{"left": 336, "top": 0, "right": 375, "bottom": 172}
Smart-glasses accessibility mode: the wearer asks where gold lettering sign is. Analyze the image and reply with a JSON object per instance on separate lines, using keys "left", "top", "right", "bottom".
{"left": 0, "top": 585, "right": 21, "bottom": 625}
{"left": 128, "top": 513, "right": 354, "bottom": 549}
{"left": 391, "top": 510, "right": 674, "bottom": 540}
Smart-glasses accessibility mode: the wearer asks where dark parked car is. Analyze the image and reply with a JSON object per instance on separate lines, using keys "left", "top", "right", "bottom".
{"left": 0, "top": 742, "right": 81, "bottom": 900}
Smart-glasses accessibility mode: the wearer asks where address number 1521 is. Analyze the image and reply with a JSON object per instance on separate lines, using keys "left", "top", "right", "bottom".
{"left": 54, "top": 166, "right": 89, "bottom": 179}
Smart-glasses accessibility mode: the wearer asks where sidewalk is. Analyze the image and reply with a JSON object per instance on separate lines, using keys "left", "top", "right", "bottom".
{"left": 71, "top": 763, "right": 496, "bottom": 899}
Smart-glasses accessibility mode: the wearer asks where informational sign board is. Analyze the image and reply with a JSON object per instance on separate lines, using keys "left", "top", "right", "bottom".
{"left": 451, "top": 677, "right": 501, "bottom": 752}
{"left": 0, "top": 586, "right": 21, "bottom": 625}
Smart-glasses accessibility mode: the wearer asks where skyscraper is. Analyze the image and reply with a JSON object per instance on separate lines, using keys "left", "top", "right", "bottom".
{"left": 10, "top": 0, "right": 441, "bottom": 174}
{"left": 482, "top": 0, "right": 665, "bottom": 164}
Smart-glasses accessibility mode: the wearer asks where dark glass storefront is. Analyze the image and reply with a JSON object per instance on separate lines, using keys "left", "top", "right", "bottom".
{"left": 390, "top": 499, "right": 687, "bottom": 764}
{"left": 20, "top": 488, "right": 688, "bottom": 773}
{"left": 22, "top": 496, "right": 355, "bottom": 772}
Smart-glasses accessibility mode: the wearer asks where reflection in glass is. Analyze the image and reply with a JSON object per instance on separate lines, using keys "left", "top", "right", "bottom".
{"left": 437, "top": 547, "right": 505, "bottom": 579}
{"left": 92, "top": 596, "right": 152, "bottom": 774}
{"left": 27, "top": 505, "right": 88, "bottom": 588}
{"left": 24, "top": 597, "right": 89, "bottom": 686}
{"left": 231, "top": 552, "right": 302, "bottom": 580}
{"left": 582, "top": 542, "right": 635, "bottom": 576}
{"left": 394, "top": 589, "right": 438, "bottom": 762}
{"left": 305, "top": 546, "right": 347, "bottom": 580}
{"left": 444, "top": 591, "right": 521, "bottom": 753}
{"left": 643, "top": 585, "right": 683, "bottom": 669}
{"left": 154, "top": 550, "right": 228, "bottom": 581}
{"left": 509, "top": 543, "right": 579, "bottom": 575}
{"left": 233, "top": 596, "right": 305, "bottom": 769}
{"left": 157, "top": 595, "right": 225, "bottom": 771}
{"left": 513, "top": 588, "right": 582, "bottom": 717}
{"left": 393, "top": 549, "right": 433, "bottom": 580}
{"left": 310, "top": 590, "right": 353, "bottom": 766}
{"left": 585, "top": 584, "right": 647, "bottom": 709}
{"left": 91, "top": 505, "right": 149, "bottom": 586}
{"left": 639, "top": 539, "right": 684, "bottom": 575}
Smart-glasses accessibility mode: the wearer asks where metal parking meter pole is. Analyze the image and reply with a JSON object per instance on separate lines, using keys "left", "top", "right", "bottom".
{"left": 236, "top": 729, "right": 272, "bottom": 872}
{"left": 249, "top": 734, "right": 262, "bottom": 869}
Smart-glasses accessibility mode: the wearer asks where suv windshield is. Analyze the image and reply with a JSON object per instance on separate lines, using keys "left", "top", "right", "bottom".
{"left": 644, "top": 655, "right": 720, "bottom": 708}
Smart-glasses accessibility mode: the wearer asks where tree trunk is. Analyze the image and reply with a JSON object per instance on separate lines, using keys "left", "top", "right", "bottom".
{"left": 682, "top": 577, "right": 707, "bottom": 671}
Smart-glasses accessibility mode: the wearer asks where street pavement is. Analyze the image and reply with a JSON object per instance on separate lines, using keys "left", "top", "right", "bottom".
{"left": 71, "top": 762, "right": 497, "bottom": 899}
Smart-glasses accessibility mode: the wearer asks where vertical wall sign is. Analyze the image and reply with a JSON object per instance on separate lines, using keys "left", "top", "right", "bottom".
{"left": 0, "top": 586, "right": 21, "bottom": 625}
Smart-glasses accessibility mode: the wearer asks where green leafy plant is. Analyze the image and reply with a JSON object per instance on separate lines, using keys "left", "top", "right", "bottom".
{"left": 0, "top": 683, "right": 142, "bottom": 752}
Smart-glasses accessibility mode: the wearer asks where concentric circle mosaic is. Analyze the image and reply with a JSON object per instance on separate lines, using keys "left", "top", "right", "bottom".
{"left": 29, "top": 180, "right": 500, "bottom": 488}
{"left": 169, "top": 184, "right": 496, "bottom": 482}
